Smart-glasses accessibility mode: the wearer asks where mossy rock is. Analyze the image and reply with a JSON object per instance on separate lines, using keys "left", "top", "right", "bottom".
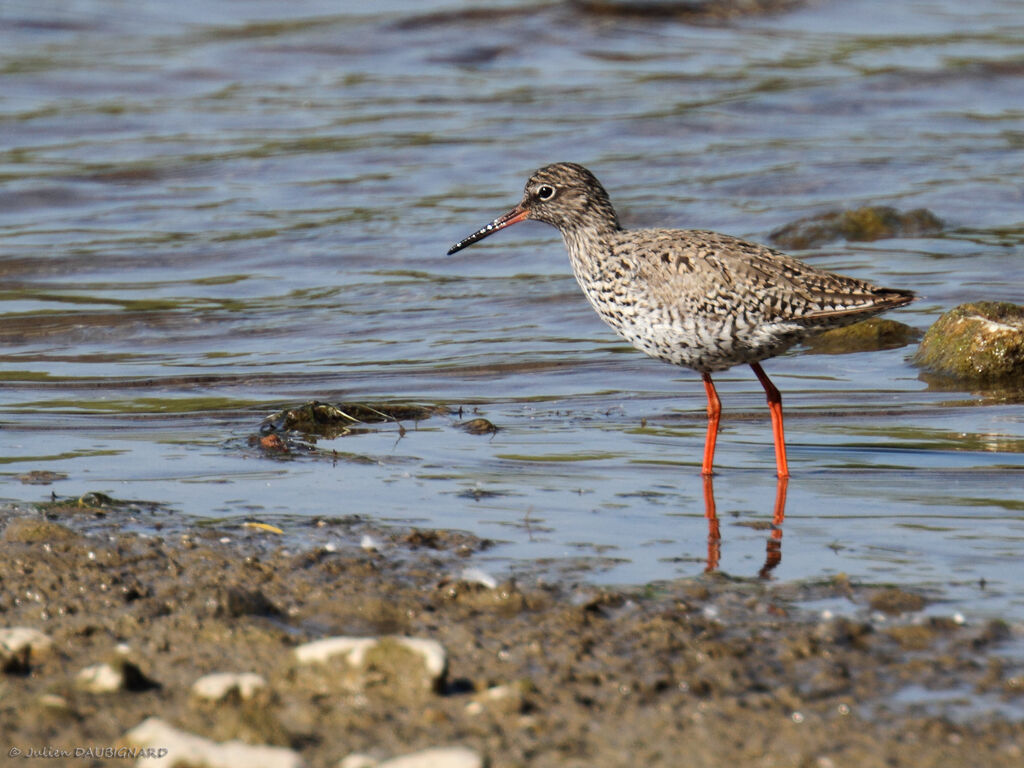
{"left": 805, "top": 317, "right": 921, "bottom": 355}
{"left": 770, "top": 206, "right": 943, "bottom": 250}
{"left": 914, "top": 302, "right": 1024, "bottom": 381}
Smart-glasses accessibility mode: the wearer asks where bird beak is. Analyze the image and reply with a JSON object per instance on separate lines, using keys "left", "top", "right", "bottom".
{"left": 447, "top": 204, "right": 530, "bottom": 255}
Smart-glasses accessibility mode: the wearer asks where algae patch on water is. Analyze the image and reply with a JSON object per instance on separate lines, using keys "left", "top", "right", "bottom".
{"left": 261, "top": 401, "right": 449, "bottom": 440}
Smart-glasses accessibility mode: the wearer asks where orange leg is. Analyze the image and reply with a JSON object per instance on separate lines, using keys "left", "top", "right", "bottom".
{"left": 750, "top": 362, "right": 790, "bottom": 478}
{"left": 701, "top": 372, "right": 721, "bottom": 477}
{"left": 702, "top": 475, "right": 721, "bottom": 573}
{"left": 759, "top": 476, "right": 789, "bottom": 578}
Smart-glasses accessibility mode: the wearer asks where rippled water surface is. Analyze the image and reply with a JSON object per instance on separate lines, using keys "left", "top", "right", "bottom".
{"left": 2, "top": 0, "right": 1023, "bottom": 625}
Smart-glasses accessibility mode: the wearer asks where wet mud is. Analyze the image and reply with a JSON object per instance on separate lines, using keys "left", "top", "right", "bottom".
{"left": 1, "top": 505, "right": 1022, "bottom": 767}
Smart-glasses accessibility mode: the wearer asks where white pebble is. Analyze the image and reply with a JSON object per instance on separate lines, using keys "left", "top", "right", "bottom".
{"left": 0, "top": 627, "right": 52, "bottom": 659}
{"left": 459, "top": 568, "right": 497, "bottom": 589}
{"left": 76, "top": 663, "right": 124, "bottom": 693}
{"left": 293, "top": 636, "right": 447, "bottom": 688}
{"left": 377, "top": 747, "right": 484, "bottom": 768}
{"left": 124, "top": 717, "right": 303, "bottom": 768}
{"left": 192, "top": 672, "right": 267, "bottom": 701}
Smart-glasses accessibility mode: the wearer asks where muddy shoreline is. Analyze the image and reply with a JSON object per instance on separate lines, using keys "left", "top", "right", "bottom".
{"left": 1, "top": 502, "right": 1022, "bottom": 767}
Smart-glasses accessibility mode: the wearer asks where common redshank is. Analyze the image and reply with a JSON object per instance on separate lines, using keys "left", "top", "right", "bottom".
{"left": 447, "top": 162, "right": 915, "bottom": 477}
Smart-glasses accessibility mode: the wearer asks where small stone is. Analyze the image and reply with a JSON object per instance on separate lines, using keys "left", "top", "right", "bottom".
{"left": 76, "top": 657, "right": 158, "bottom": 693}
{"left": 293, "top": 636, "right": 378, "bottom": 667}
{"left": 192, "top": 672, "right": 267, "bottom": 702}
{"left": 340, "top": 755, "right": 378, "bottom": 768}
{"left": 0, "top": 627, "right": 53, "bottom": 673}
{"left": 123, "top": 716, "right": 304, "bottom": 768}
{"left": 377, "top": 747, "right": 484, "bottom": 768}
{"left": 77, "top": 663, "right": 125, "bottom": 693}
{"left": 361, "top": 535, "right": 381, "bottom": 552}
{"left": 293, "top": 636, "right": 448, "bottom": 693}
{"left": 459, "top": 568, "right": 498, "bottom": 589}
{"left": 458, "top": 418, "right": 498, "bottom": 435}
{"left": 914, "top": 301, "right": 1024, "bottom": 381}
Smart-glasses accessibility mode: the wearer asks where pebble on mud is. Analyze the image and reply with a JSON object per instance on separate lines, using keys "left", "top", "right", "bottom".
{"left": 191, "top": 672, "right": 268, "bottom": 702}
{"left": 0, "top": 627, "right": 53, "bottom": 673}
{"left": 123, "top": 716, "right": 304, "bottom": 768}
{"left": 76, "top": 655, "right": 158, "bottom": 694}
{"left": 340, "top": 746, "right": 484, "bottom": 768}
{"left": 768, "top": 205, "right": 943, "bottom": 249}
{"left": 293, "top": 636, "right": 448, "bottom": 693}
{"left": 914, "top": 301, "right": 1024, "bottom": 381}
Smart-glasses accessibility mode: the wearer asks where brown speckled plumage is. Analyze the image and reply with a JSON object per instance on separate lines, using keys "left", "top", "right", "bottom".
{"left": 448, "top": 162, "right": 915, "bottom": 477}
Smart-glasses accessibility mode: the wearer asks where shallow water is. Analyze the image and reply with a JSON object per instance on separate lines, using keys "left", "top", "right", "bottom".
{"left": 2, "top": 0, "right": 1023, "bottom": 631}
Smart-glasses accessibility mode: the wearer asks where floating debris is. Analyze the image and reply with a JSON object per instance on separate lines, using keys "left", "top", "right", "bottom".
{"left": 261, "top": 400, "right": 448, "bottom": 439}
{"left": 242, "top": 521, "right": 284, "bottom": 535}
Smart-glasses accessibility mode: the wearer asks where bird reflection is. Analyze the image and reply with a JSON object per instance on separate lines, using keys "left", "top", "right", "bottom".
{"left": 702, "top": 476, "right": 788, "bottom": 578}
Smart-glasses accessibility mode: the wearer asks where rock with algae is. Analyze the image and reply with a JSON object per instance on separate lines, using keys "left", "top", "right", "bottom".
{"left": 804, "top": 317, "right": 921, "bottom": 355}
{"left": 769, "top": 205, "right": 943, "bottom": 249}
{"left": 914, "top": 302, "right": 1024, "bottom": 381}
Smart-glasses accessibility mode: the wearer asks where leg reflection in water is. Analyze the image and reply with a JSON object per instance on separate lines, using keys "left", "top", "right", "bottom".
{"left": 702, "top": 476, "right": 788, "bottom": 578}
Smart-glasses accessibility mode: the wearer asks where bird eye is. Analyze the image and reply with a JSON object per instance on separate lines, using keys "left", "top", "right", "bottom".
{"left": 536, "top": 185, "right": 555, "bottom": 201}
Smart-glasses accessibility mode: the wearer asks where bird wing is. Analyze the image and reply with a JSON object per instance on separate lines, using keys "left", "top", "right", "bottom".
{"left": 618, "top": 229, "right": 910, "bottom": 323}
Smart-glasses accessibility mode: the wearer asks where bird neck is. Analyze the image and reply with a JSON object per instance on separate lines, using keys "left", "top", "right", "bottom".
{"left": 561, "top": 223, "right": 619, "bottom": 281}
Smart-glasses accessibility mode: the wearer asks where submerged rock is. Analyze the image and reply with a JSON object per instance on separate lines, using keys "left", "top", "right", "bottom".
{"left": 914, "top": 301, "right": 1024, "bottom": 381}
{"left": 769, "top": 206, "right": 943, "bottom": 249}
{"left": 123, "top": 716, "right": 303, "bottom": 768}
{"left": 458, "top": 418, "right": 498, "bottom": 435}
{"left": 804, "top": 317, "right": 921, "bottom": 355}
{"left": 868, "top": 587, "right": 927, "bottom": 615}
